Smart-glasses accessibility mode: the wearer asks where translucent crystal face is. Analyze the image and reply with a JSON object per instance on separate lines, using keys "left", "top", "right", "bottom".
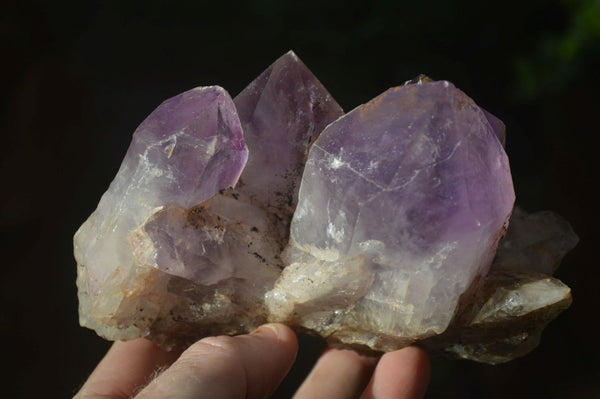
{"left": 74, "top": 52, "right": 576, "bottom": 363}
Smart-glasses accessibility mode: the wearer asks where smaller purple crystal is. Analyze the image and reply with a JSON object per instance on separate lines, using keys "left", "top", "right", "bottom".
{"left": 74, "top": 86, "right": 247, "bottom": 339}
{"left": 233, "top": 50, "right": 344, "bottom": 226}
{"left": 122, "top": 86, "right": 248, "bottom": 208}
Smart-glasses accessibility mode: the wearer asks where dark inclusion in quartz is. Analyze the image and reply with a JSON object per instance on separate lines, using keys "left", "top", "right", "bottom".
{"left": 74, "top": 51, "right": 577, "bottom": 363}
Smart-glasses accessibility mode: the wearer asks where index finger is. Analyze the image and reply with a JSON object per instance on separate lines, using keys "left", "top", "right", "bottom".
{"left": 135, "top": 323, "right": 298, "bottom": 399}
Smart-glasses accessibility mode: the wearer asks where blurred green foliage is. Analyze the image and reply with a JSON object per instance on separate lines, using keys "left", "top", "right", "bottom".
{"left": 514, "top": 0, "right": 600, "bottom": 99}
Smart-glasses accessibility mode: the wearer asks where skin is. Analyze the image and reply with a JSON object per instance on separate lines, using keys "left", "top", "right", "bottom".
{"left": 75, "top": 324, "right": 430, "bottom": 399}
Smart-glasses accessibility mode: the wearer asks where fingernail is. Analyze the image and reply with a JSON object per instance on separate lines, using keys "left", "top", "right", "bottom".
{"left": 251, "top": 323, "right": 283, "bottom": 339}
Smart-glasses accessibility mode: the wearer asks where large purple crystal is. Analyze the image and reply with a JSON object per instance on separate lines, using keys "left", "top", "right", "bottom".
{"left": 266, "top": 81, "right": 516, "bottom": 345}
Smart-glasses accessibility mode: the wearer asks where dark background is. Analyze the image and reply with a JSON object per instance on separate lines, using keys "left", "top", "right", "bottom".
{"left": 2, "top": 0, "right": 599, "bottom": 397}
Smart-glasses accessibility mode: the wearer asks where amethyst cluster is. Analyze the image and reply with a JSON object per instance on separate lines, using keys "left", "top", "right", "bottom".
{"left": 74, "top": 52, "right": 577, "bottom": 363}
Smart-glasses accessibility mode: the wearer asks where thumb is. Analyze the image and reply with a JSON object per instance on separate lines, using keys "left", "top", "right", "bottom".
{"left": 135, "top": 324, "right": 298, "bottom": 399}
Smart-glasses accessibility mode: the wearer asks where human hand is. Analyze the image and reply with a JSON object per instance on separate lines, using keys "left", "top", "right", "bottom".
{"left": 75, "top": 324, "right": 430, "bottom": 399}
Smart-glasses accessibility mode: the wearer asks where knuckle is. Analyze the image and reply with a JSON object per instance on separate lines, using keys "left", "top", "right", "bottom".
{"left": 186, "top": 335, "right": 240, "bottom": 358}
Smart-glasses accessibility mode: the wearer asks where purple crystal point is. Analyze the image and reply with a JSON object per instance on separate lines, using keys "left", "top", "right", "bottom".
{"left": 267, "top": 79, "right": 515, "bottom": 342}
{"left": 404, "top": 75, "right": 506, "bottom": 146}
{"left": 121, "top": 86, "right": 248, "bottom": 208}
{"left": 74, "top": 86, "right": 246, "bottom": 339}
{"left": 234, "top": 50, "right": 344, "bottom": 221}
